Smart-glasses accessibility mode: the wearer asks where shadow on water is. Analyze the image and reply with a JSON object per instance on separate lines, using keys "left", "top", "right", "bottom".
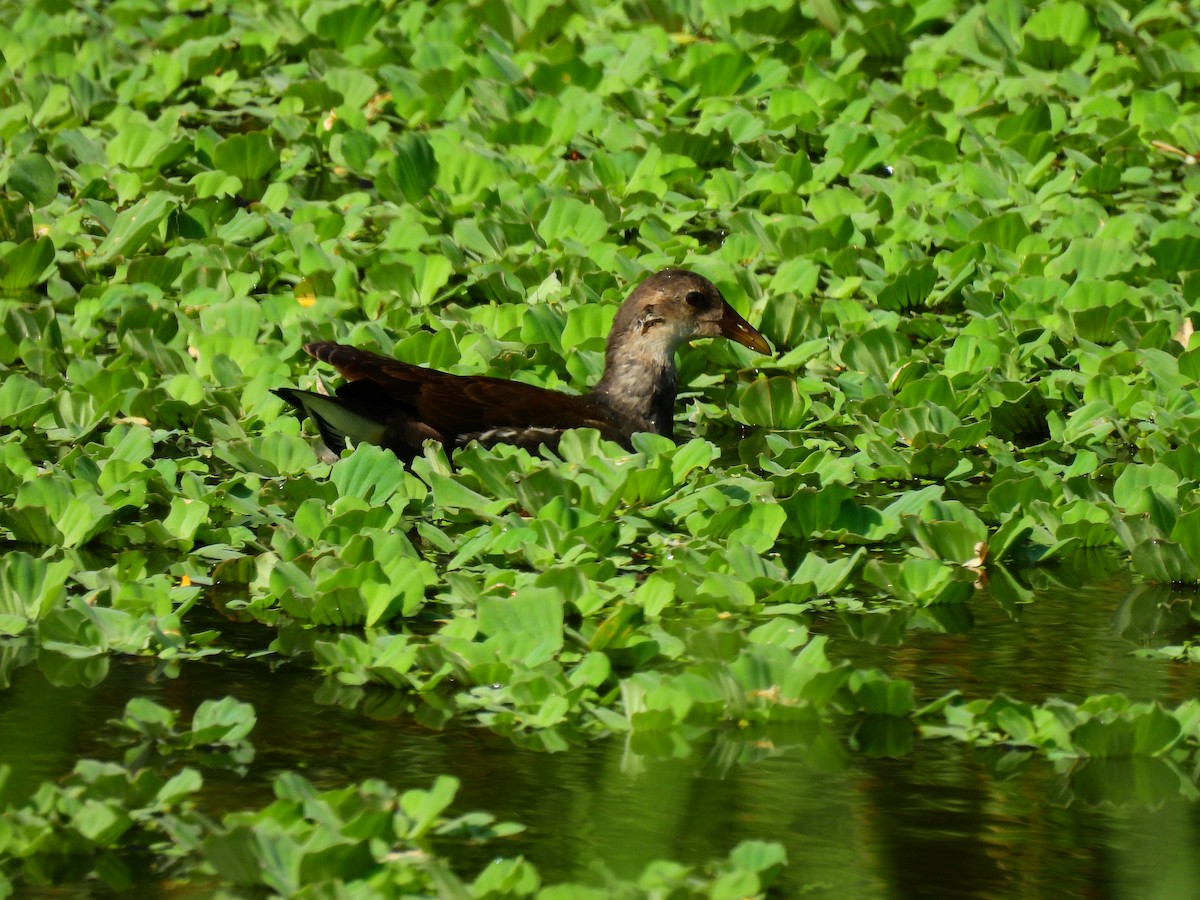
{"left": 3, "top": 567, "right": 1200, "bottom": 897}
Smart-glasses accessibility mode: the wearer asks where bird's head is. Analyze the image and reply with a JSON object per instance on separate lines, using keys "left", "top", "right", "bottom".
{"left": 613, "top": 269, "right": 772, "bottom": 357}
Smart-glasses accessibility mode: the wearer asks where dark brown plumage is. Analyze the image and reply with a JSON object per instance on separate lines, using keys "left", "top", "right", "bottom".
{"left": 273, "top": 268, "right": 771, "bottom": 462}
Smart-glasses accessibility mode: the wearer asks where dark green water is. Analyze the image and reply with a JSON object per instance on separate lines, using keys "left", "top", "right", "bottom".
{"left": 3, "top": 566, "right": 1199, "bottom": 898}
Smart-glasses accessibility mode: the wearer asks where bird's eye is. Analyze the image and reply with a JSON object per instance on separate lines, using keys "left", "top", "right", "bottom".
{"left": 685, "top": 290, "right": 711, "bottom": 310}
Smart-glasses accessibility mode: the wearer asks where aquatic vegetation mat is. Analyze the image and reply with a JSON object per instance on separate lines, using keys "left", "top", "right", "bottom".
{"left": 3, "top": 0, "right": 1200, "bottom": 894}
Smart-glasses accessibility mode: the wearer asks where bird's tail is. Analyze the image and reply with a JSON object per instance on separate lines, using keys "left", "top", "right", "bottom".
{"left": 272, "top": 388, "right": 388, "bottom": 455}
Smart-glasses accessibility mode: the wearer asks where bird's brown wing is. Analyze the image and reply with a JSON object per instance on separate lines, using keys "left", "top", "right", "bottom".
{"left": 302, "top": 342, "right": 623, "bottom": 456}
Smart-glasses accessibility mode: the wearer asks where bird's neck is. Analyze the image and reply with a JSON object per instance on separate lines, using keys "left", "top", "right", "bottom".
{"left": 589, "top": 335, "right": 678, "bottom": 438}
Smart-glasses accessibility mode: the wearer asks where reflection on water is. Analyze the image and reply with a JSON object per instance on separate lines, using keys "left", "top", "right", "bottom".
{"left": 2, "top": 568, "right": 1199, "bottom": 897}
{"left": 829, "top": 567, "right": 1200, "bottom": 707}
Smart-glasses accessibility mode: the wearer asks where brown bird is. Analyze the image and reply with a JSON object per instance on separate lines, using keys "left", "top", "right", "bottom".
{"left": 273, "top": 269, "right": 771, "bottom": 462}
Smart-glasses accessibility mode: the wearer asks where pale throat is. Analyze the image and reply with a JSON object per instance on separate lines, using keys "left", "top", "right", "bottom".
{"left": 590, "top": 328, "right": 684, "bottom": 437}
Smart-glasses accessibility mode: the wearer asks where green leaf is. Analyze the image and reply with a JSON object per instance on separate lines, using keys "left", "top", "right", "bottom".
{"left": 1172, "top": 508, "right": 1200, "bottom": 572}
{"left": 378, "top": 133, "right": 438, "bottom": 204}
{"left": 330, "top": 443, "right": 408, "bottom": 503}
{"left": 852, "top": 674, "right": 915, "bottom": 716}
{"left": 309, "top": 1, "right": 384, "bottom": 51}
{"left": 862, "top": 557, "right": 973, "bottom": 604}
{"left": 157, "top": 767, "right": 204, "bottom": 806}
{"left": 397, "top": 775, "right": 458, "bottom": 839}
{"left": 1113, "top": 463, "right": 1177, "bottom": 529}
{"left": 426, "top": 470, "right": 508, "bottom": 514}
{"left": 875, "top": 265, "right": 936, "bottom": 311}
{"left": 91, "top": 192, "right": 179, "bottom": 265}
{"left": 190, "top": 696, "right": 257, "bottom": 745}
{"left": 1046, "top": 239, "right": 1137, "bottom": 280}
{"left": 6, "top": 153, "right": 57, "bottom": 207}
{"left": 670, "top": 438, "right": 719, "bottom": 483}
{"left": 1074, "top": 705, "right": 1181, "bottom": 758}
{"left": 842, "top": 328, "right": 909, "bottom": 383}
{"left": 72, "top": 799, "right": 133, "bottom": 844}
{"left": 0, "top": 372, "right": 53, "bottom": 425}
{"left": 537, "top": 197, "right": 609, "bottom": 246}
{"left": 688, "top": 50, "right": 755, "bottom": 97}
{"left": 477, "top": 587, "right": 564, "bottom": 662}
{"left": 0, "top": 551, "right": 73, "bottom": 630}
{"left": 255, "top": 431, "right": 317, "bottom": 476}
{"left": 905, "top": 502, "right": 988, "bottom": 565}
{"left": 126, "top": 254, "right": 184, "bottom": 288}
{"left": 107, "top": 122, "right": 172, "bottom": 170}
{"left": 410, "top": 253, "right": 452, "bottom": 306}
{"left": 203, "top": 824, "right": 272, "bottom": 888}
{"left": 1021, "top": 0, "right": 1098, "bottom": 68}
{"left": 731, "top": 376, "right": 810, "bottom": 429}
{"left": 969, "top": 211, "right": 1030, "bottom": 252}
{"left": 0, "top": 234, "right": 55, "bottom": 290}
{"left": 121, "top": 696, "right": 177, "bottom": 735}
{"left": 213, "top": 132, "right": 279, "bottom": 182}
{"left": 1130, "top": 539, "right": 1197, "bottom": 584}
{"left": 163, "top": 497, "right": 210, "bottom": 542}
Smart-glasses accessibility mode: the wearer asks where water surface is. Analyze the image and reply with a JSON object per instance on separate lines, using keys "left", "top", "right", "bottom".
{"left": 3, "top": 567, "right": 1198, "bottom": 897}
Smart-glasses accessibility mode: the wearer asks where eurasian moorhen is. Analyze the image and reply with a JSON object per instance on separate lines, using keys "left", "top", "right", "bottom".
{"left": 273, "top": 268, "right": 771, "bottom": 462}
